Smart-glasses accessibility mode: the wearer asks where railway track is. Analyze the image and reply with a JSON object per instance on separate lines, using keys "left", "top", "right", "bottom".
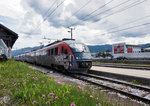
{"left": 70, "top": 73, "right": 150, "bottom": 104}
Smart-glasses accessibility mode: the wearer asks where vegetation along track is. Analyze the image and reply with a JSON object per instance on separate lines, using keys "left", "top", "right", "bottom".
{"left": 70, "top": 73, "right": 150, "bottom": 104}
{"left": 29, "top": 64, "right": 150, "bottom": 104}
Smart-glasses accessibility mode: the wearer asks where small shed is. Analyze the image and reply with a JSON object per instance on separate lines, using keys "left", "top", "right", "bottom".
{"left": 0, "top": 39, "right": 8, "bottom": 58}
{"left": 0, "top": 23, "right": 18, "bottom": 57}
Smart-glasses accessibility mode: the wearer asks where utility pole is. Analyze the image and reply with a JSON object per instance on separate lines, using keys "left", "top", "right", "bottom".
{"left": 57, "top": 0, "right": 58, "bottom": 7}
{"left": 43, "top": 36, "right": 60, "bottom": 43}
{"left": 68, "top": 27, "right": 75, "bottom": 39}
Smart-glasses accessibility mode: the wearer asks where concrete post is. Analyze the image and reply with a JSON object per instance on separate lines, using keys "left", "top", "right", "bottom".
{"left": 8, "top": 47, "right": 11, "bottom": 58}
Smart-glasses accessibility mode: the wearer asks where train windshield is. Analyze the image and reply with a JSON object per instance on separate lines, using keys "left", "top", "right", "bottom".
{"left": 69, "top": 43, "right": 91, "bottom": 60}
{"left": 69, "top": 43, "right": 89, "bottom": 52}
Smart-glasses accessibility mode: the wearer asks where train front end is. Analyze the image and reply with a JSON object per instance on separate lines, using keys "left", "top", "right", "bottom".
{"left": 65, "top": 40, "right": 92, "bottom": 73}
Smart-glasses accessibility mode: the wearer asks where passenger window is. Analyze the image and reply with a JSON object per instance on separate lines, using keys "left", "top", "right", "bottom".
{"left": 62, "top": 47, "right": 64, "bottom": 54}
{"left": 47, "top": 49, "right": 51, "bottom": 55}
{"left": 64, "top": 49, "right": 68, "bottom": 54}
{"left": 55, "top": 47, "right": 58, "bottom": 55}
{"left": 51, "top": 49, "right": 54, "bottom": 55}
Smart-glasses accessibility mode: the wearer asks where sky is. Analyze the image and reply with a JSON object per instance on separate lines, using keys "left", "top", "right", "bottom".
{"left": 0, "top": 0, "right": 150, "bottom": 50}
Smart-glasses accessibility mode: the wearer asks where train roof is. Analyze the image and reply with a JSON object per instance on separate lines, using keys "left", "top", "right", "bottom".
{"left": 62, "top": 39, "right": 84, "bottom": 45}
{"left": 45, "top": 38, "right": 84, "bottom": 47}
{"left": 25, "top": 39, "right": 85, "bottom": 54}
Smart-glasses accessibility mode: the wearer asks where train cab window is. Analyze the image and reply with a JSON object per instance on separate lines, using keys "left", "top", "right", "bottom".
{"left": 47, "top": 49, "right": 51, "bottom": 55}
{"left": 51, "top": 49, "right": 54, "bottom": 55}
{"left": 55, "top": 47, "right": 58, "bottom": 55}
{"left": 64, "top": 49, "right": 68, "bottom": 54}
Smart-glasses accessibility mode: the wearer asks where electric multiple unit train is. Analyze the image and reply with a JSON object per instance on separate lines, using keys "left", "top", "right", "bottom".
{"left": 14, "top": 39, "right": 92, "bottom": 73}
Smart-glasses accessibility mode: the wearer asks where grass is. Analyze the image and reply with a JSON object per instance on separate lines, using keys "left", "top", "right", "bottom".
{"left": 0, "top": 59, "right": 117, "bottom": 106}
{"left": 132, "top": 80, "right": 142, "bottom": 85}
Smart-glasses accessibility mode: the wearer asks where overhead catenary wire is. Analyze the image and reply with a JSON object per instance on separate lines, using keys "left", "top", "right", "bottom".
{"left": 70, "top": 0, "right": 133, "bottom": 26}
{"left": 42, "top": 0, "right": 58, "bottom": 19}
{"left": 72, "top": 0, "right": 92, "bottom": 16}
{"left": 68, "top": 0, "right": 115, "bottom": 27}
{"left": 98, "top": 0, "right": 148, "bottom": 22}
{"left": 83, "top": 0, "right": 134, "bottom": 21}
{"left": 44, "top": 0, "right": 67, "bottom": 21}
{"left": 66, "top": 0, "right": 93, "bottom": 27}
{"left": 26, "top": 0, "right": 66, "bottom": 36}
{"left": 100, "top": 22, "right": 150, "bottom": 35}
{"left": 81, "top": 0, "right": 116, "bottom": 21}
{"left": 70, "top": 0, "right": 147, "bottom": 27}
{"left": 108, "top": 14, "right": 150, "bottom": 31}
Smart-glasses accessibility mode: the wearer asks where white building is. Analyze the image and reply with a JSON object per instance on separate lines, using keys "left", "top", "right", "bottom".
{"left": 143, "top": 47, "right": 150, "bottom": 52}
{"left": 112, "top": 43, "right": 141, "bottom": 54}
{"left": 112, "top": 43, "right": 150, "bottom": 59}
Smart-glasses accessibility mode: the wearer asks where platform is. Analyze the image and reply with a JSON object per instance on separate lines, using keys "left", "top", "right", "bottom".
{"left": 90, "top": 66, "right": 150, "bottom": 85}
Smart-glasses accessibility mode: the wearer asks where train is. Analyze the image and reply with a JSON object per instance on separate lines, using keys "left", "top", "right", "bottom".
{"left": 14, "top": 38, "right": 92, "bottom": 73}
{"left": 0, "top": 39, "right": 8, "bottom": 60}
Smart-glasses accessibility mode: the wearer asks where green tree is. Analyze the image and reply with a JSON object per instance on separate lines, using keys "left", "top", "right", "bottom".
{"left": 102, "top": 51, "right": 106, "bottom": 58}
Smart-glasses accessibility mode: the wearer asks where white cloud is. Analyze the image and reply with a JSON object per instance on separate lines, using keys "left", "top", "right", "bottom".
{"left": 0, "top": 0, "right": 25, "bottom": 19}
{"left": 0, "top": 0, "right": 150, "bottom": 50}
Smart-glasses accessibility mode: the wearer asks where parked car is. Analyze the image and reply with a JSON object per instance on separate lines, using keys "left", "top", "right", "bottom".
{"left": 116, "top": 56, "right": 127, "bottom": 60}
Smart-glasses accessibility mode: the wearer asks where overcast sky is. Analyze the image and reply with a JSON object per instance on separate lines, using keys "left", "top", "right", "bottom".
{"left": 0, "top": 0, "right": 150, "bottom": 50}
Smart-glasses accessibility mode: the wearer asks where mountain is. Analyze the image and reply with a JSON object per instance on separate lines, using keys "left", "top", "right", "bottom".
{"left": 88, "top": 45, "right": 112, "bottom": 53}
{"left": 12, "top": 43, "right": 150, "bottom": 56}
{"left": 12, "top": 46, "right": 41, "bottom": 56}
{"left": 140, "top": 43, "right": 150, "bottom": 48}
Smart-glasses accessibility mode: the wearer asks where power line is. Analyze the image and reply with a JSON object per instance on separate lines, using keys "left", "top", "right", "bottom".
{"left": 82, "top": 0, "right": 115, "bottom": 21}
{"left": 44, "top": 0, "right": 67, "bottom": 21}
{"left": 67, "top": 0, "right": 92, "bottom": 27}
{"left": 70, "top": 0, "right": 148, "bottom": 27}
{"left": 108, "top": 14, "right": 150, "bottom": 31}
{"left": 72, "top": 0, "right": 91, "bottom": 16}
{"left": 98, "top": 0, "right": 148, "bottom": 22}
{"left": 27, "top": 0, "right": 66, "bottom": 36}
{"left": 70, "top": 0, "right": 133, "bottom": 26}
{"left": 42, "top": 0, "right": 57, "bottom": 19}
{"left": 83, "top": 0, "right": 135, "bottom": 21}
{"left": 100, "top": 22, "right": 150, "bottom": 35}
{"left": 69, "top": 0, "right": 115, "bottom": 27}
